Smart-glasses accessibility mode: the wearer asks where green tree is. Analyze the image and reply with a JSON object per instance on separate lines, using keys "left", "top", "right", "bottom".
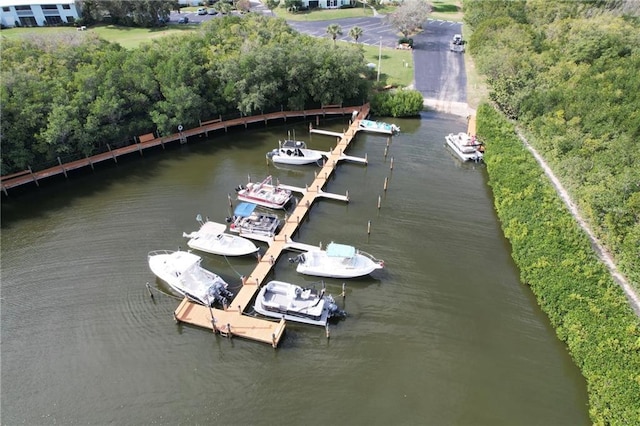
{"left": 348, "top": 26, "right": 363, "bottom": 43}
{"left": 326, "top": 23, "right": 343, "bottom": 46}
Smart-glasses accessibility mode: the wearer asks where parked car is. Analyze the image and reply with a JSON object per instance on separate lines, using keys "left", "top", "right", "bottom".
{"left": 178, "top": 16, "right": 189, "bottom": 24}
{"left": 207, "top": 8, "right": 217, "bottom": 15}
{"left": 197, "top": 7, "right": 207, "bottom": 15}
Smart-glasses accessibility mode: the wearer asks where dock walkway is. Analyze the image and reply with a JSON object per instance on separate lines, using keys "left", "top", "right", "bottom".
{"left": 1, "top": 105, "right": 361, "bottom": 195}
{"left": 173, "top": 104, "right": 372, "bottom": 347}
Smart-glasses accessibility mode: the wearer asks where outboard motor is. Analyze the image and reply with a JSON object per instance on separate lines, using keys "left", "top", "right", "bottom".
{"left": 287, "top": 254, "right": 305, "bottom": 264}
{"left": 327, "top": 295, "right": 347, "bottom": 319}
{"left": 235, "top": 185, "right": 245, "bottom": 192}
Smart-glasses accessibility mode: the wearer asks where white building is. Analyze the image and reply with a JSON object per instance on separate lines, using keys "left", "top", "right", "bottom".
{"left": 302, "top": 0, "right": 353, "bottom": 8}
{"left": 0, "top": 0, "right": 80, "bottom": 27}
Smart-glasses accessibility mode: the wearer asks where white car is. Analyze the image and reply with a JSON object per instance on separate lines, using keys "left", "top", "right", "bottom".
{"left": 197, "top": 7, "right": 207, "bottom": 15}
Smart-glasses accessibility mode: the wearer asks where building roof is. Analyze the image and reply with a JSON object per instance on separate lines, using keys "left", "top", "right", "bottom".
{"left": 0, "top": 0, "right": 75, "bottom": 7}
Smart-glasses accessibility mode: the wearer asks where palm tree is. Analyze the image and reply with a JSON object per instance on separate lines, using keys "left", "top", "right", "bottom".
{"left": 326, "top": 24, "right": 343, "bottom": 46}
{"left": 348, "top": 26, "right": 363, "bottom": 43}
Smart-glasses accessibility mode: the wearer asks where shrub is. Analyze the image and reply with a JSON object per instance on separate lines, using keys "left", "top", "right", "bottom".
{"left": 371, "top": 89, "right": 423, "bottom": 117}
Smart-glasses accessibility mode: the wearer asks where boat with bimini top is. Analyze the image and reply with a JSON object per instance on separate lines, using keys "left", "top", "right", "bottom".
{"left": 358, "top": 119, "right": 400, "bottom": 135}
{"left": 226, "top": 202, "right": 281, "bottom": 237}
{"left": 289, "top": 242, "right": 384, "bottom": 278}
{"left": 253, "top": 280, "right": 346, "bottom": 326}
{"left": 235, "top": 175, "right": 292, "bottom": 209}
{"left": 266, "top": 140, "right": 326, "bottom": 166}
{"left": 444, "top": 132, "right": 484, "bottom": 162}
{"left": 147, "top": 250, "right": 233, "bottom": 307}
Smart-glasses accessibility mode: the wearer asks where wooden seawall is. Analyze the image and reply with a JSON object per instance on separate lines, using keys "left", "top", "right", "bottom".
{"left": 173, "top": 104, "right": 373, "bottom": 347}
{"left": 0, "top": 105, "right": 363, "bottom": 195}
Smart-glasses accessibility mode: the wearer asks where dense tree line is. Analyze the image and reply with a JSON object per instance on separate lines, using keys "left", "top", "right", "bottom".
{"left": 478, "top": 104, "right": 640, "bottom": 426}
{"left": 0, "top": 14, "right": 371, "bottom": 175}
{"left": 462, "top": 0, "right": 640, "bottom": 293}
{"left": 77, "top": 0, "right": 177, "bottom": 27}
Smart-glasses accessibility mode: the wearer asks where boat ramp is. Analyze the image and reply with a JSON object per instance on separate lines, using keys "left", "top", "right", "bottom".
{"left": 173, "top": 104, "right": 382, "bottom": 347}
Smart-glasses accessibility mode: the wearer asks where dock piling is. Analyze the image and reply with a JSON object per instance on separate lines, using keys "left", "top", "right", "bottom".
{"left": 390, "top": 157, "right": 394, "bottom": 170}
{"left": 145, "top": 282, "right": 154, "bottom": 299}
{"left": 384, "top": 177, "right": 388, "bottom": 191}
{"left": 367, "top": 220, "right": 371, "bottom": 235}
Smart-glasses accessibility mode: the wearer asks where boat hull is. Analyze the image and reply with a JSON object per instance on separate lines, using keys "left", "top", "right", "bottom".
{"left": 269, "top": 148, "right": 324, "bottom": 165}
{"left": 358, "top": 119, "right": 400, "bottom": 135}
{"left": 236, "top": 176, "right": 292, "bottom": 209}
{"left": 147, "top": 250, "right": 232, "bottom": 306}
{"left": 445, "top": 132, "right": 484, "bottom": 162}
{"left": 184, "top": 221, "right": 258, "bottom": 256}
{"left": 295, "top": 250, "right": 384, "bottom": 278}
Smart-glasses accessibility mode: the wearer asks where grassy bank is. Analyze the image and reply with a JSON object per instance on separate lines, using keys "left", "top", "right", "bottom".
{"left": 478, "top": 104, "right": 640, "bottom": 425}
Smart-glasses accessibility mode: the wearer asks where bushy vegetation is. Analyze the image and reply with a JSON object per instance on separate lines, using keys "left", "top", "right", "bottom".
{"left": 478, "top": 104, "right": 640, "bottom": 426}
{"left": 0, "top": 14, "right": 371, "bottom": 174}
{"left": 370, "top": 89, "right": 424, "bottom": 117}
{"left": 462, "top": 0, "right": 640, "bottom": 297}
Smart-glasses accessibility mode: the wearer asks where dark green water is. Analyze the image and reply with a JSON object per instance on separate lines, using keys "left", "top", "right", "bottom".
{"left": 1, "top": 112, "right": 589, "bottom": 425}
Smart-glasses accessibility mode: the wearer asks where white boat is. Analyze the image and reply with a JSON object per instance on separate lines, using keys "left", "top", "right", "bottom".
{"left": 226, "top": 202, "right": 281, "bottom": 237}
{"left": 266, "top": 140, "right": 326, "bottom": 166}
{"left": 147, "top": 250, "right": 233, "bottom": 307}
{"left": 445, "top": 132, "right": 484, "bottom": 162}
{"left": 182, "top": 214, "right": 259, "bottom": 256}
{"left": 235, "top": 175, "right": 292, "bottom": 209}
{"left": 358, "top": 119, "right": 400, "bottom": 135}
{"left": 289, "top": 242, "right": 384, "bottom": 278}
{"left": 253, "top": 280, "right": 346, "bottom": 326}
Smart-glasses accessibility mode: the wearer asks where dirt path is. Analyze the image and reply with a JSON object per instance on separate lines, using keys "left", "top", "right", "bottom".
{"left": 515, "top": 129, "right": 640, "bottom": 316}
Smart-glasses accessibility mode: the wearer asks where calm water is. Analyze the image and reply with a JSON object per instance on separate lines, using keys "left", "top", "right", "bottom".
{"left": 1, "top": 112, "right": 589, "bottom": 425}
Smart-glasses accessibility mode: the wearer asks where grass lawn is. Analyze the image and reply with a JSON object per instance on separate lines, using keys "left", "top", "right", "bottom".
{"left": 0, "top": 24, "right": 193, "bottom": 49}
{"left": 430, "top": 0, "right": 463, "bottom": 22}
{"left": 359, "top": 43, "right": 414, "bottom": 87}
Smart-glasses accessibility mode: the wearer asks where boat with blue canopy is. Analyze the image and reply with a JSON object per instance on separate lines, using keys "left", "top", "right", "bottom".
{"left": 226, "top": 202, "right": 281, "bottom": 237}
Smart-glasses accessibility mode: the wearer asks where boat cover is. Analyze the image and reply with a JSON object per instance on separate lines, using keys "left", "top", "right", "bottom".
{"left": 326, "top": 243, "right": 356, "bottom": 258}
{"left": 234, "top": 202, "right": 257, "bottom": 217}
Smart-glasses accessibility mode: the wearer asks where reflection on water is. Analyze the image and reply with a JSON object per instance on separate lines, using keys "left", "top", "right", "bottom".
{"left": 1, "top": 113, "right": 589, "bottom": 425}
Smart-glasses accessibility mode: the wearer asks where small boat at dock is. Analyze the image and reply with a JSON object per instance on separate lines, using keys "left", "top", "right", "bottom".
{"left": 148, "top": 250, "right": 233, "bottom": 307}
{"left": 445, "top": 132, "right": 484, "bottom": 162}
{"left": 358, "top": 119, "right": 400, "bottom": 135}
{"left": 289, "top": 242, "right": 384, "bottom": 278}
{"left": 266, "top": 140, "right": 326, "bottom": 166}
{"left": 227, "top": 202, "right": 281, "bottom": 237}
{"left": 253, "top": 280, "right": 346, "bottom": 326}
{"left": 235, "top": 175, "right": 292, "bottom": 209}
{"left": 183, "top": 214, "right": 259, "bottom": 256}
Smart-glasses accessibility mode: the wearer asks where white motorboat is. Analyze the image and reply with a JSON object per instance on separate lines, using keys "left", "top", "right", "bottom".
{"left": 253, "top": 280, "right": 346, "bottom": 326}
{"left": 445, "top": 132, "right": 484, "bottom": 162}
{"left": 226, "top": 202, "right": 281, "bottom": 237}
{"left": 289, "top": 242, "right": 384, "bottom": 278}
{"left": 266, "top": 140, "right": 326, "bottom": 166}
{"left": 358, "top": 119, "right": 400, "bottom": 135}
{"left": 235, "top": 175, "right": 292, "bottom": 209}
{"left": 147, "top": 250, "right": 233, "bottom": 307}
{"left": 183, "top": 214, "right": 259, "bottom": 256}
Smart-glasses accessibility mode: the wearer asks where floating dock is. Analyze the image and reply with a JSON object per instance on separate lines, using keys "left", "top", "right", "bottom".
{"left": 173, "top": 104, "right": 373, "bottom": 347}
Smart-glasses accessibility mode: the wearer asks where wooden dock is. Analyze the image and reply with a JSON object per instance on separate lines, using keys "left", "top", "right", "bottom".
{"left": 173, "top": 104, "right": 372, "bottom": 347}
{"left": 467, "top": 114, "right": 477, "bottom": 136}
{"left": 0, "top": 105, "right": 364, "bottom": 195}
